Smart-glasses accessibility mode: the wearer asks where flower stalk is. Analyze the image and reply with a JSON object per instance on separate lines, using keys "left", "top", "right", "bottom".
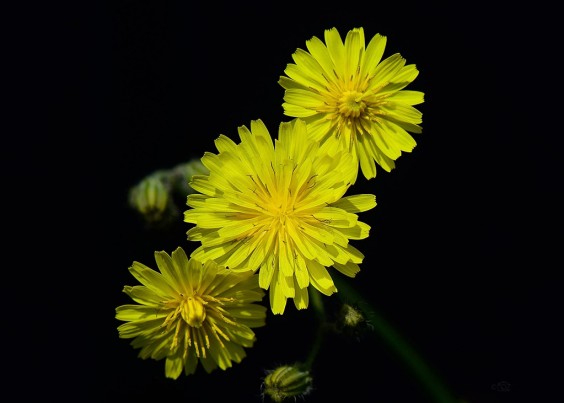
{"left": 333, "top": 274, "right": 457, "bottom": 403}
{"left": 304, "top": 287, "right": 326, "bottom": 370}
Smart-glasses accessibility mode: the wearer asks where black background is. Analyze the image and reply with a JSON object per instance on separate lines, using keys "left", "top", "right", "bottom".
{"left": 27, "top": 1, "right": 562, "bottom": 402}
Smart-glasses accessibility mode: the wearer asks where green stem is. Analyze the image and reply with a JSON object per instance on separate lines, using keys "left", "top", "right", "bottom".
{"left": 304, "top": 288, "right": 326, "bottom": 370}
{"left": 333, "top": 275, "right": 457, "bottom": 403}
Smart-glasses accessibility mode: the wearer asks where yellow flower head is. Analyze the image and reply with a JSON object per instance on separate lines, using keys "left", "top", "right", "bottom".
{"left": 115, "top": 247, "right": 267, "bottom": 379}
{"left": 184, "top": 118, "right": 376, "bottom": 315}
{"left": 279, "top": 27, "right": 424, "bottom": 181}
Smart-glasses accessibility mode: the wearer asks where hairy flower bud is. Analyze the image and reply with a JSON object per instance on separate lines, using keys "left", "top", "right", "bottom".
{"left": 128, "top": 175, "right": 170, "bottom": 222}
{"left": 262, "top": 364, "right": 313, "bottom": 402}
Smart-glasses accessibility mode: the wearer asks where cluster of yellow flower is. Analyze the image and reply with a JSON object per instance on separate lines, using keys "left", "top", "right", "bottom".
{"left": 116, "top": 26, "right": 424, "bottom": 386}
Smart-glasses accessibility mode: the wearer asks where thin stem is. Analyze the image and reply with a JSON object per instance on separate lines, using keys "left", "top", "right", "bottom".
{"left": 333, "top": 275, "right": 457, "bottom": 403}
{"left": 304, "top": 287, "right": 326, "bottom": 370}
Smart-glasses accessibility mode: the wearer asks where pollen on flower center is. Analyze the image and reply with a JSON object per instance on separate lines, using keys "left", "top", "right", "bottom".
{"left": 277, "top": 210, "right": 289, "bottom": 223}
{"left": 180, "top": 293, "right": 207, "bottom": 327}
{"left": 268, "top": 202, "right": 296, "bottom": 229}
{"left": 338, "top": 91, "right": 366, "bottom": 118}
{"left": 259, "top": 178, "right": 300, "bottom": 226}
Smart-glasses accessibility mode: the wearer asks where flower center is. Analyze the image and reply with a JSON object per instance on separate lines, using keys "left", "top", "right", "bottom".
{"left": 338, "top": 91, "right": 366, "bottom": 118}
{"left": 263, "top": 203, "right": 294, "bottom": 233}
{"left": 275, "top": 207, "right": 292, "bottom": 224}
{"left": 180, "top": 294, "right": 207, "bottom": 328}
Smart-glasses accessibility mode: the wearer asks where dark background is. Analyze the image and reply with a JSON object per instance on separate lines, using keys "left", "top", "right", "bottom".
{"left": 29, "top": 1, "right": 561, "bottom": 402}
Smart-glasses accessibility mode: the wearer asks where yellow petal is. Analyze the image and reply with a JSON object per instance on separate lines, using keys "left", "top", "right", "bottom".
{"left": 293, "top": 281, "right": 309, "bottom": 310}
{"left": 294, "top": 253, "right": 310, "bottom": 289}
{"left": 333, "top": 261, "right": 360, "bottom": 277}
{"left": 330, "top": 194, "right": 376, "bottom": 213}
{"left": 305, "top": 35, "right": 334, "bottom": 78}
{"left": 362, "top": 33, "right": 387, "bottom": 77}
{"left": 269, "top": 278, "right": 288, "bottom": 315}
{"left": 307, "top": 260, "right": 337, "bottom": 295}
{"left": 214, "top": 134, "right": 238, "bottom": 153}
{"left": 165, "top": 355, "right": 184, "bottom": 380}
{"left": 324, "top": 27, "right": 345, "bottom": 74}
{"left": 313, "top": 207, "right": 358, "bottom": 228}
{"left": 389, "top": 90, "right": 424, "bottom": 106}
{"left": 258, "top": 254, "right": 276, "bottom": 289}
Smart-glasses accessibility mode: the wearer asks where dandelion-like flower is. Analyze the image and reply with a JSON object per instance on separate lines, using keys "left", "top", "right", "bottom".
{"left": 279, "top": 27, "right": 424, "bottom": 181}
{"left": 115, "top": 247, "right": 267, "bottom": 379}
{"left": 184, "top": 118, "right": 376, "bottom": 315}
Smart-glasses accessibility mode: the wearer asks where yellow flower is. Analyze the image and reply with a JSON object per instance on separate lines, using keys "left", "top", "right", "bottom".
{"left": 279, "top": 27, "right": 424, "bottom": 181}
{"left": 184, "top": 118, "right": 376, "bottom": 315}
{"left": 115, "top": 247, "right": 267, "bottom": 379}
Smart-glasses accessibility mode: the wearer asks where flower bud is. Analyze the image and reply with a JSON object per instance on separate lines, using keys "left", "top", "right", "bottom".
{"left": 262, "top": 364, "right": 313, "bottom": 402}
{"left": 128, "top": 175, "right": 172, "bottom": 223}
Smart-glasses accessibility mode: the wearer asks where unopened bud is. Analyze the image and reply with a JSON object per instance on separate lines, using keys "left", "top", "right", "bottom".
{"left": 129, "top": 175, "right": 169, "bottom": 219}
{"left": 262, "top": 364, "right": 313, "bottom": 402}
